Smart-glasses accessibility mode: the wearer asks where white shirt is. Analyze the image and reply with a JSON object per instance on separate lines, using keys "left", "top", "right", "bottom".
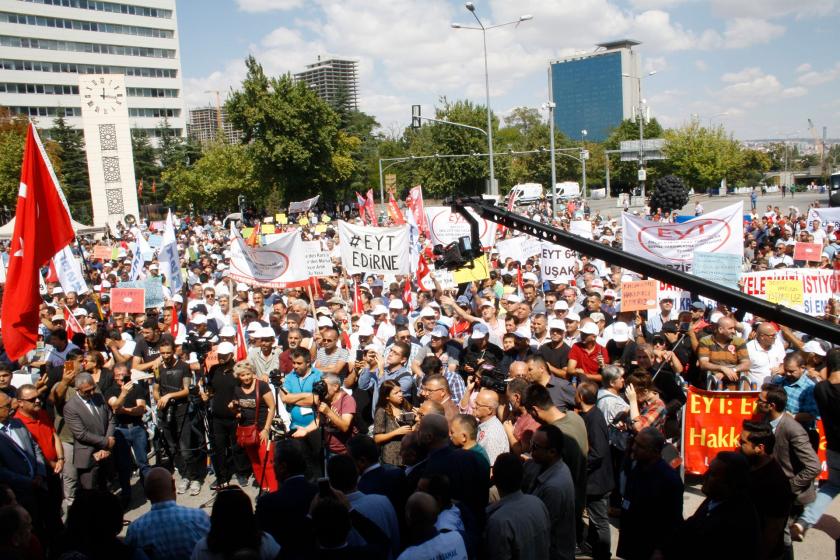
{"left": 746, "top": 338, "right": 785, "bottom": 386}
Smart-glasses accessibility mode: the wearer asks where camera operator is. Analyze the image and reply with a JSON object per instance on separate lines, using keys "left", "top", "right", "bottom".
{"left": 461, "top": 324, "right": 503, "bottom": 384}
{"left": 204, "top": 342, "right": 251, "bottom": 489}
{"left": 291, "top": 374, "right": 357, "bottom": 458}
{"left": 153, "top": 341, "right": 204, "bottom": 496}
{"left": 280, "top": 347, "right": 323, "bottom": 480}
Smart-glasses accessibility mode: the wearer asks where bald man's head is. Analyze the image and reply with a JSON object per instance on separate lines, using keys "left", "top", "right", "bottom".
{"left": 405, "top": 491, "right": 439, "bottom": 528}
{"left": 418, "top": 413, "right": 449, "bottom": 450}
{"left": 508, "top": 361, "right": 528, "bottom": 379}
{"left": 144, "top": 467, "right": 175, "bottom": 503}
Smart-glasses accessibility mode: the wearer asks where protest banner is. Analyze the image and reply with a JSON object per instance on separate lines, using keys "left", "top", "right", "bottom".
{"left": 683, "top": 386, "right": 829, "bottom": 480}
{"left": 452, "top": 255, "right": 490, "bottom": 284}
{"left": 692, "top": 252, "right": 742, "bottom": 289}
{"left": 656, "top": 281, "right": 693, "bottom": 311}
{"left": 794, "top": 242, "right": 823, "bottom": 262}
{"left": 110, "top": 288, "right": 146, "bottom": 314}
{"left": 620, "top": 280, "right": 658, "bottom": 312}
{"left": 288, "top": 195, "right": 319, "bottom": 214}
{"left": 765, "top": 280, "right": 805, "bottom": 308}
{"left": 622, "top": 202, "right": 743, "bottom": 272}
{"left": 806, "top": 207, "right": 840, "bottom": 230}
{"left": 149, "top": 220, "right": 165, "bottom": 232}
{"left": 302, "top": 241, "right": 333, "bottom": 277}
{"left": 228, "top": 229, "right": 309, "bottom": 289}
{"left": 337, "top": 221, "right": 410, "bottom": 276}
{"left": 147, "top": 234, "right": 163, "bottom": 248}
{"left": 496, "top": 235, "right": 541, "bottom": 263}
{"left": 741, "top": 269, "right": 835, "bottom": 316}
{"left": 425, "top": 206, "right": 497, "bottom": 249}
{"left": 52, "top": 245, "right": 88, "bottom": 295}
{"left": 570, "top": 220, "right": 593, "bottom": 240}
{"left": 683, "top": 386, "right": 758, "bottom": 474}
{"left": 92, "top": 245, "right": 113, "bottom": 261}
{"left": 540, "top": 243, "right": 576, "bottom": 284}
{"left": 117, "top": 278, "right": 163, "bottom": 308}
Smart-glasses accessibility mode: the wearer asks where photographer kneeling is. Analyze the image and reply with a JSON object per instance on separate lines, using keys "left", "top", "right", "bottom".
{"left": 230, "top": 361, "right": 278, "bottom": 492}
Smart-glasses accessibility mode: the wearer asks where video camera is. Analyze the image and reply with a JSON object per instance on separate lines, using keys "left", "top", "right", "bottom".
{"left": 312, "top": 379, "right": 329, "bottom": 402}
{"left": 183, "top": 332, "right": 213, "bottom": 361}
{"left": 478, "top": 363, "right": 508, "bottom": 394}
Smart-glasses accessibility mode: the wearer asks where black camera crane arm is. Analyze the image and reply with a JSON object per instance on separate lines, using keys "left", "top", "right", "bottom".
{"left": 449, "top": 196, "right": 840, "bottom": 343}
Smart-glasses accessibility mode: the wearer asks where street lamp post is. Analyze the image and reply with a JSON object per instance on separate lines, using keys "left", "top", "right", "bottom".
{"left": 452, "top": 3, "right": 532, "bottom": 196}
{"left": 544, "top": 101, "right": 557, "bottom": 215}
{"left": 580, "top": 129, "right": 588, "bottom": 199}
{"left": 622, "top": 70, "right": 657, "bottom": 201}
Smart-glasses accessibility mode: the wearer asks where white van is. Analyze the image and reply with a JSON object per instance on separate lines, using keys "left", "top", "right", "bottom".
{"left": 507, "top": 183, "right": 543, "bottom": 206}
{"left": 552, "top": 181, "right": 580, "bottom": 201}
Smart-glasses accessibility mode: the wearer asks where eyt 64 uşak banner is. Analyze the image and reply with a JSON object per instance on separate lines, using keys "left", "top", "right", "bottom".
{"left": 337, "top": 221, "right": 410, "bottom": 275}
{"left": 228, "top": 228, "right": 309, "bottom": 288}
{"left": 622, "top": 202, "right": 743, "bottom": 272}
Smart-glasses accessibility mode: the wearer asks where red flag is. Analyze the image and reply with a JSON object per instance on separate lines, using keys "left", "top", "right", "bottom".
{"left": 365, "top": 189, "right": 376, "bottom": 225}
{"left": 63, "top": 304, "right": 84, "bottom": 341}
{"left": 517, "top": 266, "right": 525, "bottom": 298}
{"left": 406, "top": 186, "right": 429, "bottom": 235}
{"left": 234, "top": 316, "right": 248, "bottom": 361}
{"left": 387, "top": 194, "right": 406, "bottom": 225}
{"left": 169, "top": 304, "right": 178, "bottom": 338}
{"left": 45, "top": 260, "right": 59, "bottom": 284}
{"left": 403, "top": 279, "right": 413, "bottom": 310}
{"left": 1, "top": 124, "right": 76, "bottom": 360}
{"left": 137, "top": 179, "right": 143, "bottom": 198}
{"left": 310, "top": 276, "right": 323, "bottom": 300}
{"left": 352, "top": 280, "right": 364, "bottom": 314}
{"left": 417, "top": 254, "right": 431, "bottom": 291}
{"left": 355, "top": 192, "right": 368, "bottom": 225}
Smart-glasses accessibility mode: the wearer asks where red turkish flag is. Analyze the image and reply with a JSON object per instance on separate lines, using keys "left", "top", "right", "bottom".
{"left": 355, "top": 192, "right": 368, "bottom": 225}
{"left": 417, "top": 255, "right": 431, "bottom": 291}
{"left": 365, "top": 189, "right": 377, "bottom": 224}
{"left": 234, "top": 316, "right": 248, "bottom": 362}
{"left": 387, "top": 194, "right": 406, "bottom": 225}
{"left": 352, "top": 280, "right": 364, "bottom": 314}
{"left": 1, "top": 124, "right": 75, "bottom": 360}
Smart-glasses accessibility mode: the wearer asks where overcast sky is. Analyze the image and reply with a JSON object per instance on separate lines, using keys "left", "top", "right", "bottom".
{"left": 178, "top": 0, "right": 840, "bottom": 140}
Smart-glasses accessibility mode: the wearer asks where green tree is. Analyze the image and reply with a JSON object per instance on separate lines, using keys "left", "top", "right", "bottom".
{"left": 50, "top": 115, "right": 91, "bottom": 221}
{"left": 663, "top": 121, "right": 743, "bottom": 192}
{"left": 226, "top": 55, "right": 351, "bottom": 201}
{"left": 164, "top": 141, "right": 256, "bottom": 210}
{"left": 0, "top": 110, "right": 62, "bottom": 209}
{"left": 732, "top": 149, "right": 772, "bottom": 187}
{"left": 154, "top": 117, "right": 201, "bottom": 202}
{"left": 131, "top": 129, "right": 159, "bottom": 197}
{"left": 602, "top": 118, "right": 666, "bottom": 195}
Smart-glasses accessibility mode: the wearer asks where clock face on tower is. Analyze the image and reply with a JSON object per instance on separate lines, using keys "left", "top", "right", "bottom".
{"left": 82, "top": 75, "right": 124, "bottom": 116}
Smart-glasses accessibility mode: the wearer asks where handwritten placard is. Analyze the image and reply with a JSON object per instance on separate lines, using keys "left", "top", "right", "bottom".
{"left": 765, "top": 279, "right": 804, "bottom": 308}
{"left": 110, "top": 288, "right": 146, "bottom": 314}
{"left": 692, "top": 251, "right": 742, "bottom": 289}
{"left": 621, "top": 280, "right": 658, "bottom": 312}
{"left": 92, "top": 245, "right": 114, "bottom": 261}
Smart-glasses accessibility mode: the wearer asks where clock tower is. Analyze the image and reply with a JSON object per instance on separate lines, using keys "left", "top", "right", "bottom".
{"left": 78, "top": 74, "right": 140, "bottom": 229}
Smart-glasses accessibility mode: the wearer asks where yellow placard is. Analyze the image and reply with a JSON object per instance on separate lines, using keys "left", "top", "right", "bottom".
{"left": 298, "top": 217, "right": 310, "bottom": 226}
{"left": 322, "top": 215, "right": 331, "bottom": 223}
{"left": 261, "top": 224, "right": 275, "bottom": 234}
{"left": 275, "top": 213, "right": 284, "bottom": 223}
{"left": 452, "top": 255, "right": 490, "bottom": 284}
{"left": 241, "top": 227, "right": 253, "bottom": 238}
{"left": 314, "top": 224, "right": 327, "bottom": 234}
{"left": 765, "top": 280, "right": 804, "bottom": 307}
{"left": 278, "top": 214, "right": 288, "bottom": 225}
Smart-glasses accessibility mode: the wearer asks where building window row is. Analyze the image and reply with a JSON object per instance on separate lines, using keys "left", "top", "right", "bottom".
{"left": 137, "top": 127, "right": 183, "bottom": 138}
{"left": 7, "top": 105, "right": 82, "bottom": 117}
{"left": 0, "top": 83, "right": 179, "bottom": 99}
{"left": 0, "top": 82, "right": 79, "bottom": 94}
{"left": 128, "top": 107, "right": 180, "bottom": 118}
{"left": 125, "top": 87, "right": 178, "bottom": 98}
{"left": 20, "top": 0, "right": 172, "bottom": 19}
{"left": 0, "top": 58, "right": 178, "bottom": 78}
{"left": 0, "top": 35, "right": 176, "bottom": 59}
{"left": 0, "top": 12, "right": 174, "bottom": 38}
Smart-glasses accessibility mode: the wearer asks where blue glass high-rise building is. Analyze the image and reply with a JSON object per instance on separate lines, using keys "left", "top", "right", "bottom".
{"left": 550, "top": 40, "right": 641, "bottom": 142}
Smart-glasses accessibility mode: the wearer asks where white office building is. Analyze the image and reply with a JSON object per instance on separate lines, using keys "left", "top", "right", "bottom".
{"left": 0, "top": 0, "right": 185, "bottom": 140}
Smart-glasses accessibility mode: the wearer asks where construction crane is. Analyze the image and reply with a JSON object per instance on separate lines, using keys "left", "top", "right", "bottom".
{"left": 807, "top": 118, "right": 828, "bottom": 177}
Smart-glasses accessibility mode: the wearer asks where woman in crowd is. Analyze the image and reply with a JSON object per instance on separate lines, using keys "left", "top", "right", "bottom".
{"left": 191, "top": 485, "right": 280, "bottom": 560}
{"left": 373, "top": 379, "right": 413, "bottom": 466}
{"left": 624, "top": 369, "right": 667, "bottom": 435}
{"left": 231, "top": 361, "right": 278, "bottom": 492}
{"left": 83, "top": 350, "right": 114, "bottom": 394}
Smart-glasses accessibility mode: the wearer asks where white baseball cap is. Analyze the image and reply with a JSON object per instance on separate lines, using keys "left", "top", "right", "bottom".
{"left": 388, "top": 299, "right": 404, "bottom": 310}
{"left": 317, "top": 316, "right": 334, "bottom": 328}
{"left": 580, "top": 322, "right": 599, "bottom": 336}
{"left": 565, "top": 311, "right": 581, "bottom": 322}
{"left": 554, "top": 301, "right": 569, "bottom": 311}
{"left": 191, "top": 313, "right": 207, "bottom": 325}
{"left": 255, "top": 327, "right": 276, "bottom": 339}
{"left": 217, "top": 341, "right": 235, "bottom": 355}
{"left": 356, "top": 323, "right": 374, "bottom": 337}
{"left": 612, "top": 322, "right": 630, "bottom": 343}
{"left": 219, "top": 326, "right": 236, "bottom": 338}
{"left": 548, "top": 319, "right": 566, "bottom": 331}
{"left": 371, "top": 304, "right": 388, "bottom": 316}
{"left": 419, "top": 307, "right": 437, "bottom": 318}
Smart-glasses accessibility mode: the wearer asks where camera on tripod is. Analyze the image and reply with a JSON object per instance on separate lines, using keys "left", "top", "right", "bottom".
{"left": 268, "top": 417, "right": 288, "bottom": 441}
{"left": 268, "top": 369, "right": 285, "bottom": 386}
{"left": 183, "top": 332, "right": 213, "bottom": 362}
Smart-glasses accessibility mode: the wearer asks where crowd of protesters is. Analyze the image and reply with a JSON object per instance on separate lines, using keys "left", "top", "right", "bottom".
{"left": 0, "top": 195, "right": 838, "bottom": 560}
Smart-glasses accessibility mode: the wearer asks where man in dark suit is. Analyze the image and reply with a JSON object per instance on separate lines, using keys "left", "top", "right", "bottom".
{"left": 348, "top": 434, "right": 406, "bottom": 508}
{"left": 63, "top": 372, "right": 115, "bottom": 490}
{"left": 256, "top": 439, "right": 317, "bottom": 558}
{"left": 416, "top": 414, "right": 490, "bottom": 527}
{"left": 0, "top": 391, "right": 48, "bottom": 539}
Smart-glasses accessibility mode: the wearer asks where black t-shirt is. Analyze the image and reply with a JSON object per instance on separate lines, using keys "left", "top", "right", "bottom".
{"left": 815, "top": 381, "right": 840, "bottom": 452}
{"left": 133, "top": 334, "right": 172, "bottom": 365}
{"left": 105, "top": 382, "right": 148, "bottom": 426}
{"left": 158, "top": 359, "right": 191, "bottom": 402}
{"left": 539, "top": 342, "right": 570, "bottom": 370}
{"left": 235, "top": 380, "right": 272, "bottom": 427}
{"left": 606, "top": 340, "right": 637, "bottom": 373}
{"left": 207, "top": 362, "right": 239, "bottom": 419}
{"left": 94, "top": 368, "right": 116, "bottom": 395}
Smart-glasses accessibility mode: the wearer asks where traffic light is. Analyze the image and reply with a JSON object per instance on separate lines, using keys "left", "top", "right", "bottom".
{"left": 411, "top": 105, "right": 421, "bottom": 129}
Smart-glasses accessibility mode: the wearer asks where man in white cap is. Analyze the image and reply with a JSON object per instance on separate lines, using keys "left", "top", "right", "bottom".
{"left": 248, "top": 327, "right": 281, "bottom": 382}
{"left": 371, "top": 304, "right": 392, "bottom": 346}
{"left": 538, "top": 319, "right": 571, "bottom": 379}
